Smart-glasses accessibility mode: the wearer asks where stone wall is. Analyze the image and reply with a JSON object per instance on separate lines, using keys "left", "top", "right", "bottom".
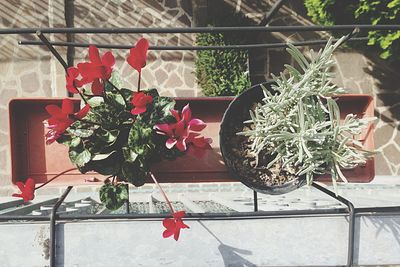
{"left": 72, "top": 0, "right": 197, "bottom": 97}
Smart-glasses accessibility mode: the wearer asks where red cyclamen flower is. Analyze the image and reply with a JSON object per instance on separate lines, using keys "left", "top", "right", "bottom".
{"left": 77, "top": 45, "right": 115, "bottom": 95}
{"left": 66, "top": 67, "right": 87, "bottom": 94}
{"left": 44, "top": 99, "right": 90, "bottom": 144}
{"left": 130, "top": 92, "right": 153, "bottom": 115}
{"left": 154, "top": 104, "right": 212, "bottom": 152}
{"left": 127, "top": 38, "right": 149, "bottom": 73}
{"left": 162, "top": 211, "right": 189, "bottom": 241}
{"left": 12, "top": 178, "right": 36, "bottom": 203}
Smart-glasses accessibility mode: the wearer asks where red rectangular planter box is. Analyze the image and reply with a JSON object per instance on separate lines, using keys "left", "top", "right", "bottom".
{"left": 9, "top": 95, "right": 374, "bottom": 186}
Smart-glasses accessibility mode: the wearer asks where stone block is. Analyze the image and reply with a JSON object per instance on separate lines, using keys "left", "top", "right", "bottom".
{"left": 20, "top": 72, "right": 40, "bottom": 93}
{"left": 383, "top": 144, "right": 400, "bottom": 166}
{"left": 165, "top": 73, "right": 183, "bottom": 88}
{"left": 155, "top": 69, "right": 168, "bottom": 85}
{"left": 375, "top": 124, "right": 395, "bottom": 147}
{"left": 335, "top": 52, "right": 369, "bottom": 80}
{"left": 183, "top": 68, "right": 195, "bottom": 88}
{"left": 0, "top": 107, "right": 8, "bottom": 132}
{"left": 0, "top": 89, "right": 18, "bottom": 107}
{"left": 375, "top": 153, "right": 393, "bottom": 175}
{"left": 175, "top": 89, "right": 195, "bottom": 97}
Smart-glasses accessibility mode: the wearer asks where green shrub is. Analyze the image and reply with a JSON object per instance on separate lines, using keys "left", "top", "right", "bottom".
{"left": 195, "top": 33, "right": 250, "bottom": 96}
{"left": 304, "top": 0, "right": 400, "bottom": 61}
{"left": 195, "top": 1, "right": 252, "bottom": 96}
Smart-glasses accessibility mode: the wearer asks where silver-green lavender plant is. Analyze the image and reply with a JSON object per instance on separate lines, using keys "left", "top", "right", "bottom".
{"left": 239, "top": 36, "right": 374, "bottom": 189}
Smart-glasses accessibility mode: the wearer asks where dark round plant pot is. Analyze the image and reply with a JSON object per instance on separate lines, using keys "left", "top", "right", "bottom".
{"left": 219, "top": 82, "right": 306, "bottom": 195}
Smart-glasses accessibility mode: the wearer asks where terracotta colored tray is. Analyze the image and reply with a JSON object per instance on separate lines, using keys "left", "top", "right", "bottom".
{"left": 9, "top": 98, "right": 233, "bottom": 186}
{"left": 9, "top": 95, "right": 374, "bottom": 186}
{"left": 317, "top": 94, "right": 375, "bottom": 182}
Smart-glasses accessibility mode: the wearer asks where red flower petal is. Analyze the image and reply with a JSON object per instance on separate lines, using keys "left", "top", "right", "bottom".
{"left": 67, "top": 67, "right": 79, "bottom": 78}
{"left": 91, "top": 79, "right": 104, "bottom": 95}
{"left": 175, "top": 138, "right": 187, "bottom": 152}
{"left": 47, "top": 117, "right": 61, "bottom": 127}
{"left": 12, "top": 178, "right": 35, "bottom": 203}
{"left": 176, "top": 220, "right": 189, "bottom": 231}
{"left": 45, "top": 132, "right": 58, "bottom": 145}
{"left": 186, "top": 132, "right": 200, "bottom": 141}
{"left": 102, "top": 51, "right": 115, "bottom": 67}
{"left": 166, "top": 138, "right": 178, "bottom": 149}
{"left": 75, "top": 78, "right": 89, "bottom": 88}
{"left": 130, "top": 92, "right": 152, "bottom": 115}
{"left": 25, "top": 177, "right": 35, "bottom": 190}
{"left": 127, "top": 38, "right": 149, "bottom": 73}
{"left": 45, "top": 105, "right": 64, "bottom": 119}
{"left": 131, "top": 106, "right": 147, "bottom": 115}
{"left": 61, "top": 99, "right": 74, "bottom": 115}
{"left": 175, "top": 119, "right": 187, "bottom": 137}
{"left": 131, "top": 92, "right": 144, "bottom": 105}
{"left": 66, "top": 84, "right": 79, "bottom": 94}
{"left": 89, "top": 45, "right": 101, "bottom": 64}
{"left": 154, "top": 123, "right": 174, "bottom": 136}
{"left": 163, "top": 217, "right": 175, "bottom": 229}
{"left": 75, "top": 104, "right": 90, "bottom": 119}
{"left": 182, "top": 104, "right": 192, "bottom": 122}
{"left": 162, "top": 218, "right": 175, "bottom": 238}
{"left": 170, "top": 109, "right": 181, "bottom": 122}
{"left": 163, "top": 229, "right": 175, "bottom": 238}
{"left": 15, "top": 181, "right": 25, "bottom": 192}
{"left": 162, "top": 211, "right": 189, "bottom": 241}
{"left": 143, "top": 95, "right": 153, "bottom": 105}
{"left": 173, "top": 211, "right": 186, "bottom": 219}
{"left": 188, "top": 119, "right": 206, "bottom": 131}
{"left": 192, "top": 136, "right": 212, "bottom": 148}
{"left": 173, "top": 228, "right": 181, "bottom": 241}
{"left": 77, "top": 62, "right": 93, "bottom": 81}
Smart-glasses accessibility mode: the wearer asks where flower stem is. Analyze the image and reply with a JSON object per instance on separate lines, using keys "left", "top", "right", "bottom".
{"left": 71, "top": 82, "right": 88, "bottom": 104}
{"left": 35, "top": 168, "right": 78, "bottom": 190}
{"left": 78, "top": 90, "right": 88, "bottom": 104}
{"left": 107, "top": 80, "right": 129, "bottom": 107}
{"left": 137, "top": 72, "right": 141, "bottom": 92}
{"left": 149, "top": 172, "right": 175, "bottom": 214}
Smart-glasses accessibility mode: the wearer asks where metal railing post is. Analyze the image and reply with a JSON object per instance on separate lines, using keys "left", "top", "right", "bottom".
{"left": 49, "top": 186, "right": 73, "bottom": 267}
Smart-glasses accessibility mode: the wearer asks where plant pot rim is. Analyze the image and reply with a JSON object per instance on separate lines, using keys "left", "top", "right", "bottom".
{"left": 219, "top": 82, "right": 375, "bottom": 195}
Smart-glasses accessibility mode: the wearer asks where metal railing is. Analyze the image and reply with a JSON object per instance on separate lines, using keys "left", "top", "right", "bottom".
{"left": 1, "top": 24, "right": 400, "bottom": 267}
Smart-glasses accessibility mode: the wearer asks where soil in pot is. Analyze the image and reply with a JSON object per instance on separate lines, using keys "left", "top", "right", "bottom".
{"left": 226, "top": 105, "right": 299, "bottom": 187}
{"left": 220, "top": 83, "right": 306, "bottom": 195}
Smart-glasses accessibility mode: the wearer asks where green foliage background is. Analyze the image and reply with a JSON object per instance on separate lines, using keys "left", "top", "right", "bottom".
{"left": 195, "top": 1, "right": 252, "bottom": 96}
{"left": 304, "top": 0, "right": 400, "bottom": 61}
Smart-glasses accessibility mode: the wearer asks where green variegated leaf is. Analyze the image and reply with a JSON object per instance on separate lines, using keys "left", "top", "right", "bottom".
{"left": 99, "top": 183, "right": 128, "bottom": 210}
{"left": 70, "top": 137, "right": 82, "bottom": 148}
{"left": 56, "top": 134, "right": 72, "bottom": 146}
{"left": 120, "top": 162, "right": 147, "bottom": 186}
{"left": 67, "top": 128, "right": 95, "bottom": 138}
{"left": 69, "top": 149, "right": 91, "bottom": 167}
{"left": 92, "top": 151, "right": 116, "bottom": 161}
{"left": 122, "top": 147, "right": 138, "bottom": 163}
{"left": 87, "top": 96, "right": 104, "bottom": 107}
{"left": 145, "top": 88, "right": 160, "bottom": 98}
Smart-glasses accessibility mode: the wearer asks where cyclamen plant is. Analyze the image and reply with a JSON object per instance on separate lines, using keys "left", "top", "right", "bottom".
{"left": 12, "top": 38, "right": 212, "bottom": 241}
